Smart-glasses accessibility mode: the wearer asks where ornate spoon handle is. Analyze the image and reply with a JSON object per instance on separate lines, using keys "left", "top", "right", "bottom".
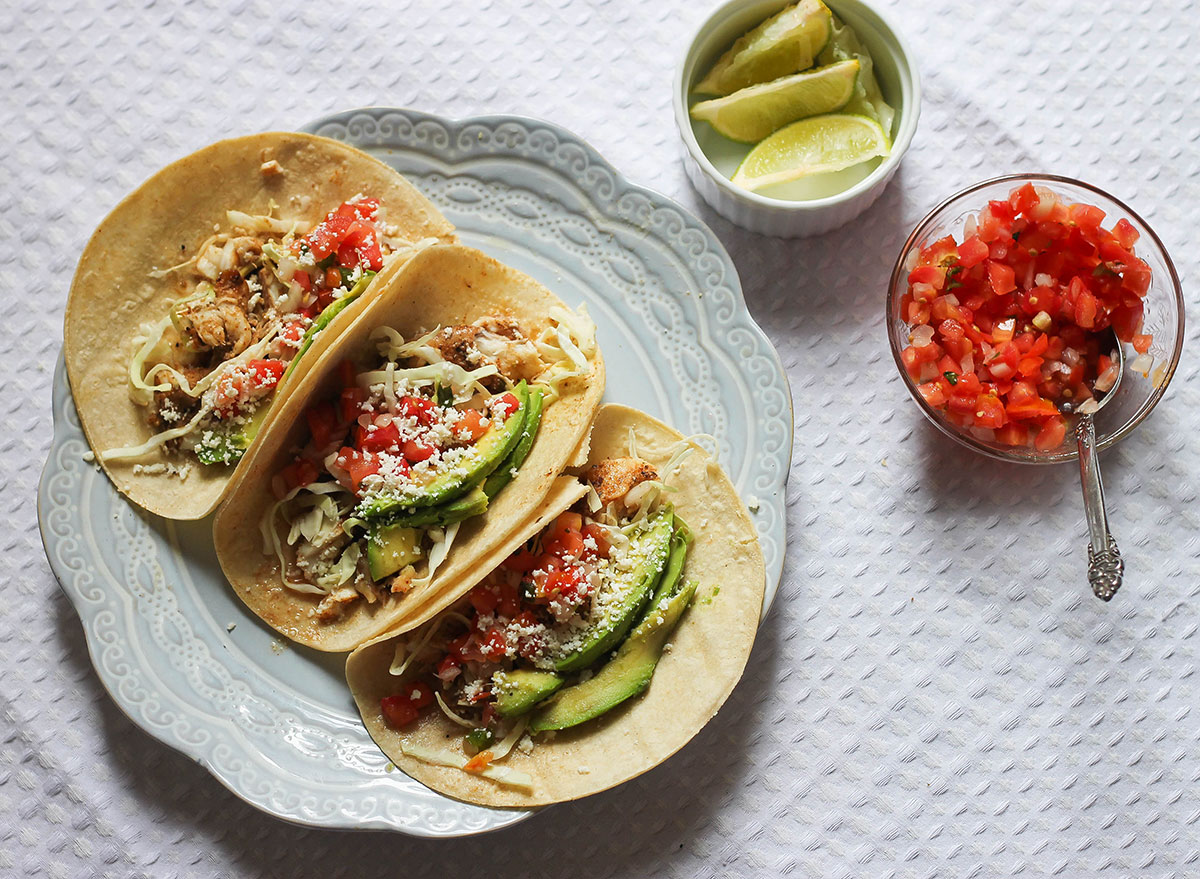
{"left": 1076, "top": 414, "right": 1123, "bottom": 601}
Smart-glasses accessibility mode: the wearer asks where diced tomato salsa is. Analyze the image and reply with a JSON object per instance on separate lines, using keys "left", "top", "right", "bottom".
{"left": 898, "top": 183, "right": 1153, "bottom": 451}
{"left": 380, "top": 508, "right": 614, "bottom": 730}
{"left": 271, "top": 359, "right": 513, "bottom": 500}
{"left": 291, "top": 197, "right": 385, "bottom": 314}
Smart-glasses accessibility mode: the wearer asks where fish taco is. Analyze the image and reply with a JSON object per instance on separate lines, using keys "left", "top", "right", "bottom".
{"left": 345, "top": 404, "right": 764, "bottom": 807}
{"left": 213, "top": 243, "right": 606, "bottom": 651}
{"left": 65, "top": 132, "right": 455, "bottom": 519}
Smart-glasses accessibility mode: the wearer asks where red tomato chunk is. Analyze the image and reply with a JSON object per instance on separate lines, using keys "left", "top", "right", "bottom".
{"left": 899, "top": 184, "right": 1153, "bottom": 451}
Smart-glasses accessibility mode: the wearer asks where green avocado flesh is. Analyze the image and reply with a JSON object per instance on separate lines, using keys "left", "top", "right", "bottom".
{"left": 530, "top": 569, "right": 698, "bottom": 732}
{"left": 193, "top": 401, "right": 271, "bottom": 466}
{"left": 355, "top": 382, "right": 530, "bottom": 519}
{"left": 283, "top": 272, "right": 373, "bottom": 380}
{"left": 386, "top": 485, "right": 489, "bottom": 529}
{"left": 366, "top": 523, "right": 423, "bottom": 581}
{"left": 551, "top": 510, "right": 675, "bottom": 674}
{"left": 645, "top": 516, "right": 693, "bottom": 613}
{"left": 493, "top": 669, "right": 565, "bottom": 718}
{"left": 365, "top": 486, "right": 490, "bottom": 581}
{"left": 483, "top": 386, "right": 544, "bottom": 499}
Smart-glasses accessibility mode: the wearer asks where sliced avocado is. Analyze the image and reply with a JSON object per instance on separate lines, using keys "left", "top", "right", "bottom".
{"left": 356, "top": 382, "right": 530, "bottom": 518}
{"left": 384, "top": 485, "right": 489, "bottom": 529}
{"left": 644, "top": 515, "right": 693, "bottom": 613}
{"left": 482, "top": 386, "right": 544, "bottom": 499}
{"left": 551, "top": 510, "right": 674, "bottom": 674}
{"left": 366, "top": 523, "right": 422, "bottom": 581}
{"left": 193, "top": 401, "right": 272, "bottom": 465}
{"left": 493, "top": 669, "right": 565, "bottom": 718}
{"left": 283, "top": 271, "right": 374, "bottom": 379}
{"left": 529, "top": 577, "right": 699, "bottom": 732}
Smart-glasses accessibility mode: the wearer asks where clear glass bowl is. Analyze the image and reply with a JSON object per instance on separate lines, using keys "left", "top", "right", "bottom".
{"left": 887, "top": 174, "right": 1185, "bottom": 464}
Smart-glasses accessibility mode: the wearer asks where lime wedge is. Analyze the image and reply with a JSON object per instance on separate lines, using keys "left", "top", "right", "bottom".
{"left": 694, "top": 0, "right": 833, "bottom": 97}
{"left": 691, "top": 59, "right": 859, "bottom": 143}
{"left": 730, "top": 114, "right": 891, "bottom": 192}
{"left": 815, "top": 15, "right": 895, "bottom": 135}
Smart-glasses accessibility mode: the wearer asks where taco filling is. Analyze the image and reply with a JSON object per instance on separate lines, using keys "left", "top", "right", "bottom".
{"left": 104, "top": 196, "right": 435, "bottom": 468}
{"left": 375, "top": 447, "right": 699, "bottom": 784}
{"left": 262, "top": 309, "right": 595, "bottom": 621}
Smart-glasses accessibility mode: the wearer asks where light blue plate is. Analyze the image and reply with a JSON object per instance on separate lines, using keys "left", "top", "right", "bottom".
{"left": 38, "top": 108, "right": 792, "bottom": 835}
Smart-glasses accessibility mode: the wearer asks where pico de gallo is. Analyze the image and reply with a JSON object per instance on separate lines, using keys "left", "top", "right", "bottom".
{"left": 105, "top": 196, "right": 432, "bottom": 469}
{"left": 262, "top": 307, "right": 597, "bottom": 622}
{"left": 899, "top": 183, "right": 1155, "bottom": 451}
{"left": 376, "top": 451, "right": 698, "bottom": 785}
{"left": 380, "top": 507, "right": 619, "bottom": 734}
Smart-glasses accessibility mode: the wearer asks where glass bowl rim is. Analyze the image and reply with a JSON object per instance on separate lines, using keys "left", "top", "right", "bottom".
{"left": 886, "top": 172, "right": 1186, "bottom": 465}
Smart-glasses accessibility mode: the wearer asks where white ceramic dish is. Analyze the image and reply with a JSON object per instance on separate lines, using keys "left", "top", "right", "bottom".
{"left": 39, "top": 108, "right": 794, "bottom": 836}
{"left": 675, "top": 0, "right": 921, "bottom": 237}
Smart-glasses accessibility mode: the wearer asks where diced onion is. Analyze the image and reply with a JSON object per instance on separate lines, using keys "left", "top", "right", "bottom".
{"left": 1131, "top": 353, "right": 1154, "bottom": 376}
{"left": 1093, "top": 364, "right": 1118, "bottom": 393}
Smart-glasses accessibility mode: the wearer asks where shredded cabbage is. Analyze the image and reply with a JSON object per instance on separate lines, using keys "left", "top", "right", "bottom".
{"left": 532, "top": 304, "right": 596, "bottom": 402}
{"left": 382, "top": 361, "right": 397, "bottom": 411}
{"left": 109, "top": 322, "right": 282, "bottom": 461}
{"left": 226, "top": 210, "right": 310, "bottom": 236}
{"left": 260, "top": 241, "right": 299, "bottom": 285}
{"left": 489, "top": 718, "right": 529, "bottom": 761}
{"left": 147, "top": 256, "right": 198, "bottom": 280}
{"left": 614, "top": 436, "right": 704, "bottom": 525}
{"left": 285, "top": 490, "right": 349, "bottom": 547}
{"left": 261, "top": 482, "right": 349, "bottom": 595}
{"left": 314, "top": 542, "right": 361, "bottom": 591}
{"left": 584, "top": 484, "right": 602, "bottom": 513}
{"left": 388, "top": 612, "right": 472, "bottom": 677}
{"left": 372, "top": 326, "right": 444, "bottom": 364}
{"left": 434, "top": 693, "right": 478, "bottom": 729}
{"left": 408, "top": 523, "right": 460, "bottom": 592}
{"left": 356, "top": 362, "right": 500, "bottom": 403}
{"left": 98, "top": 406, "right": 209, "bottom": 462}
{"left": 396, "top": 743, "right": 533, "bottom": 789}
{"left": 126, "top": 283, "right": 217, "bottom": 403}
{"left": 127, "top": 316, "right": 179, "bottom": 405}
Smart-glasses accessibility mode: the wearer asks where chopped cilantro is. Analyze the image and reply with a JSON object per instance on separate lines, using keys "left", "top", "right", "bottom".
{"left": 944, "top": 371, "right": 959, "bottom": 385}
{"left": 945, "top": 264, "right": 964, "bottom": 290}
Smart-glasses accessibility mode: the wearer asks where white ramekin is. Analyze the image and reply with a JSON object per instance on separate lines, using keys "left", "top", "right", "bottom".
{"left": 674, "top": 0, "right": 921, "bottom": 238}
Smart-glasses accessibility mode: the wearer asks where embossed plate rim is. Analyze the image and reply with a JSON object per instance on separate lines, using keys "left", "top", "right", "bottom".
{"left": 39, "top": 108, "right": 793, "bottom": 836}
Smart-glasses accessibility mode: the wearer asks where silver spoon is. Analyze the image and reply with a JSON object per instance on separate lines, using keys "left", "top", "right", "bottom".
{"left": 1058, "top": 330, "right": 1124, "bottom": 601}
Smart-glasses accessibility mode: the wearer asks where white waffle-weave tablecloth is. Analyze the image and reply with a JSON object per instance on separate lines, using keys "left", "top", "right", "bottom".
{"left": 5, "top": 0, "right": 1200, "bottom": 876}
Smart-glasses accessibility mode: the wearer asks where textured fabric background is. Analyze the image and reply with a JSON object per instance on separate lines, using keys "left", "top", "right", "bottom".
{"left": 5, "top": 0, "right": 1200, "bottom": 876}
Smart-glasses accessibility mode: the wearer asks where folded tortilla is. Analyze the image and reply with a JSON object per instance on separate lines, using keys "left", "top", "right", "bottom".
{"left": 345, "top": 403, "right": 765, "bottom": 807}
{"left": 213, "top": 243, "right": 606, "bottom": 652}
{"left": 64, "top": 131, "right": 455, "bottom": 520}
